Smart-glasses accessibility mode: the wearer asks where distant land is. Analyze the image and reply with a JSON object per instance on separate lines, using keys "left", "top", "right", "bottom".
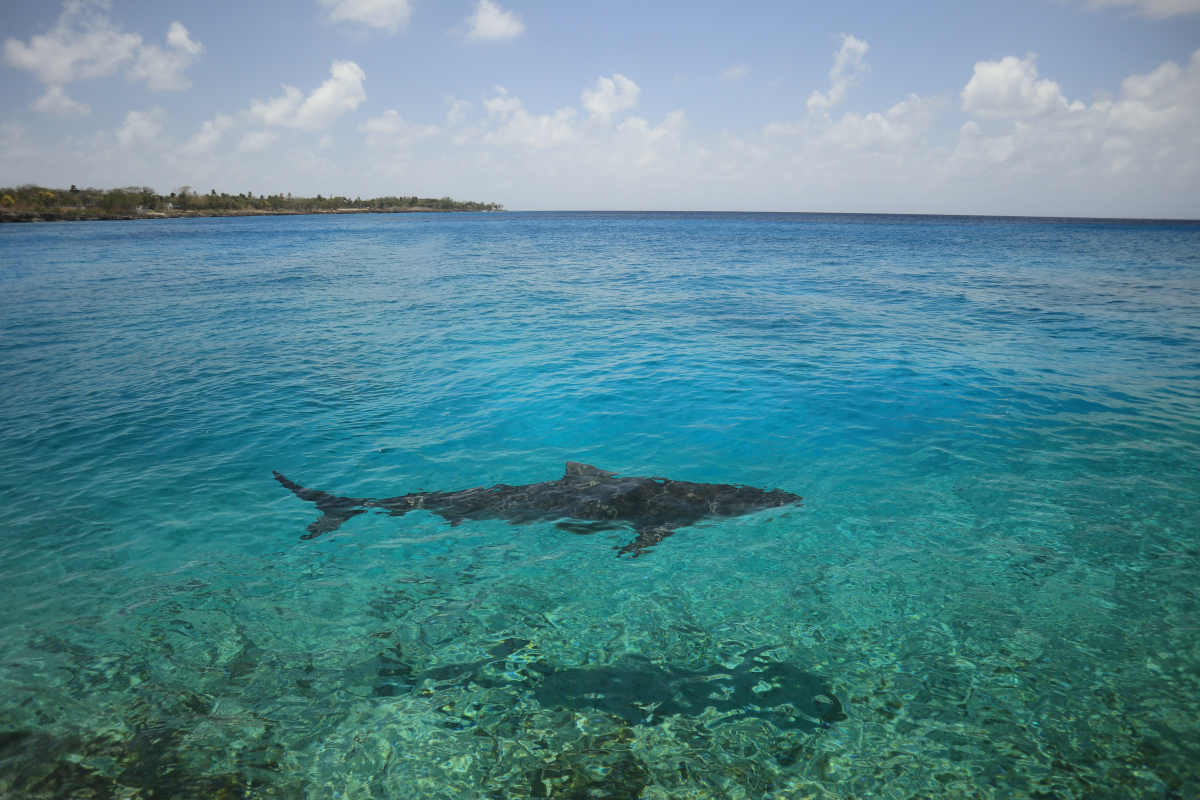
{"left": 0, "top": 184, "right": 504, "bottom": 222}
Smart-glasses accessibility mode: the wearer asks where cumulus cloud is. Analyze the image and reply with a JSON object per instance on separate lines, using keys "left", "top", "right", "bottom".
{"left": 767, "top": 92, "right": 949, "bottom": 155}
{"left": 445, "top": 97, "right": 472, "bottom": 125}
{"left": 181, "top": 113, "right": 234, "bottom": 153}
{"left": 721, "top": 64, "right": 751, "bottom": 82}
{"left": 481, "top": 87, "right": 577, "bottom": 148}
{"left": 1084, "top": 0, "right": 1200, "bottom": 17}
{"left": 807, "top": 34, "right": 869, "bottom": 113}
{"left": 359, "top": 110, "right": 439, "bottom": 147}
{"left": 581, "top": 74, "right": 640, "bottom": 122}
{"left": 950, "top": 48, "right": 1200, "bottom": 185}
{"left": 320, "top": 0, "right": 414, "bottom": 33}
{"left": 127, "top": 21, "right": 205, "bottom": 91}
{"left": 961, "top": 54, "right": 1071, "bottom": 118}
{"left": 116, "top": 107, "right": 165, "bottom": 147}
{"left": 3, "top": 0, "right": 202, "bottom": 92}
{"left": 483, "top": 86, "right": 523, "bottom": 116}
{"left": 249, "top": 60, "right": 366, "bottom": 130}
{"left": 32, "top": 85, "right": 92, "bottom": 116}
{"left": 178, "top": 62, "right": 367, "bottom": 153}
{"left": 236, "top": 129, "right": 281, "bottom": 153}
{"left": 2, "top": 40, "right": 1197, "bottom": 219}
{"left": 458, "top": 0, "right": 525, "bottom": 42}
{"left": 423, "top": 79, "right": 687, "bottom": 179}
{"left": 613, "top": 110, "right": 689, "bottom": 167}
{"left": 1110, "top": 51, "right": 1200, "bottom": 134}
{"left": 4, "top": 0, "right": 139, "bottom": 84}
{"left": 711, "top": 40, "right": 1198, "bottom": 215}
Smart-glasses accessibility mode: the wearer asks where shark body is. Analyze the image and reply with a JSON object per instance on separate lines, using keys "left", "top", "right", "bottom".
{"left": 274, "top": 461, "right": 801, "bottom": 557}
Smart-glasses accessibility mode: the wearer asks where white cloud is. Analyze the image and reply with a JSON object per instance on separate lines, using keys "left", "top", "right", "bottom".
{"left": 445, "top": 96, "right": 472, "bottom": 125}
{"left": 458, "top": 0, "right": 525, "bottom": 42}
{"left": 614, "top": 111, "right": 689, "bottom": 167}
{"left": 807, "top": 34, "right": 869, "bottom": 113}
{"left": 429, "top": 81, "right": 686, "bottom": 180}
{"left": 32, "top": 85, "right": 92, "bottom": 116}
{"left": 961, "top": 54, "right": 1068, "bottom": 118}
{"left": 697, "top": 43, "right": 1198, "bottom": 215}
{"left": 3, "top": 1, "right": 202, "bottom": 91}
{"left": 1084, "top": 0, "right": 1200, "bottom": 17}
{"left": 250, "top": 86, "right": 304, "bottom": 126}
{"left": 482, "top": 86, "right": 523, "bottom": 116}
{"left": 581, "top": 74, "right": 640, "bottom": 123}
{"left": 127, "top": 21, "right": 204, "bottom": 91}
{"left": 249, "top": 60, "right": 366, "bottom": 130}
{"left": 948, "top": 49, "right": 1200, "bottom": 183}
{"left": 359, "top": 110, "right": 439, "bottom": 147}
{"left": 116, "top": 107, "right": 165, "bottom": 147}
{"left": 2, "top": 43, "right": 1197, "bottom": 219}
{"left": 1110, "top": 52, "right": 1200, "bottom": 134}
{"left": 181, "top": 113, "right": 234, "bottom": 153}
{"left": 721, "top": 64, "right": 751, "bottom": 82}
{"left": 237, "top": 129, "right": 281, "bottom": 153}
{"left": 320, "top": 0, "right": 414, "bottom": 33}
{"left": 768, "top": 92, "right": 949, "bottom": 155}
{"left": 4, "top": 0, "right": 139, "bottom": 84}
{"left": 481, "top": 87, "right": 577, "bottom": 148}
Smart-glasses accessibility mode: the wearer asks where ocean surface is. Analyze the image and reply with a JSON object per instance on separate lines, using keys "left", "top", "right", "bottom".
{"left": 1, "top": 211, "right": 1198, "bottom": 799}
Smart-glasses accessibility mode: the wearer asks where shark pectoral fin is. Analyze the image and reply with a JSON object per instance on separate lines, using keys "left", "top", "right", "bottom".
{"left": 300, "top": 508, "right": 367, "bottom": 540}
{"left": 616, "top": 524, "right": 680, "bottom": 558}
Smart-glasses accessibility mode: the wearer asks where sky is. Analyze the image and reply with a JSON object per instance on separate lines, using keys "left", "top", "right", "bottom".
{"left": 2, "top": 0, "right": 1199, "bottom": 217}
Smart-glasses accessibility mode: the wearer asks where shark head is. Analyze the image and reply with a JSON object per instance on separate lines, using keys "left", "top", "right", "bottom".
{"left": 717, "top": 485, "right": 802, "bottom": 515}
{"left": 563, "top": 461, "right": 620, "bottom": 479}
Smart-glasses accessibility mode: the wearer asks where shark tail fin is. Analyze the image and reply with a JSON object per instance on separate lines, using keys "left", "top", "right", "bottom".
{"left": 273, "top": 471, "right": 327, "bottom": 502}
{"left": 274, "top": 471, "right": 367, "bottom": 540}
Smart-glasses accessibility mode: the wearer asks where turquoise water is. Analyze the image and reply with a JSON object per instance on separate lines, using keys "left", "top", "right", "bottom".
{"left": 1, "top": 212, "right": 1198, "bottom": 799}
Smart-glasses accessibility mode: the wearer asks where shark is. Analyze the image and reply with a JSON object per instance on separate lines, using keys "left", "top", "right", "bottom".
{"left": 274, "top": 461, "right": 801, "bottom": 557}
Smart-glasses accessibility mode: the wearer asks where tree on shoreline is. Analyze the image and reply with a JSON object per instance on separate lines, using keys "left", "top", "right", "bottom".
{"left": 0, "top": 184, "right": 503, "bottom": 216}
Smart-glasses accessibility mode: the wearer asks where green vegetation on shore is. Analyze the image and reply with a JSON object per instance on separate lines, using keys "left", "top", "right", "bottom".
{"left": 0, "top": 184, "right": 503, "bottom": 220}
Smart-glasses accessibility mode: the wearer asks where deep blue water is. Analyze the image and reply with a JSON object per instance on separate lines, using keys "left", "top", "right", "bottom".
{"left": 1, "top": 212, "right": 1199, "bottom": 799}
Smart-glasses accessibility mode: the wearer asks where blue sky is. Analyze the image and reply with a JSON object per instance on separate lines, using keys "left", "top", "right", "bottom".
{"left": 2, "top": 0, "right": 1199, "bottom": 216}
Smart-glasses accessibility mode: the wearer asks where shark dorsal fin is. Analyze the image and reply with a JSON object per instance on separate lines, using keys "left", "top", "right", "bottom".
{"left": 564, "top": 461, "right": 618, "bottom": 478}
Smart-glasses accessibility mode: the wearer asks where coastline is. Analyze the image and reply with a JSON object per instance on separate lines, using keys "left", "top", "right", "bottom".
{"left": 0, "top": 206, "right": 500, "bottom": 223}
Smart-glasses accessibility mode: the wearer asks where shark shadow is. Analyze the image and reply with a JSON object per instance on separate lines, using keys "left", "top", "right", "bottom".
{"left": 274, "top": 461, "right": 801, "bottom": 557}
{"left": 532, "top": 647, "right": 846, "bottom": 732}
{"left": 370, "top": 640, "right": 844, "bottom": 734}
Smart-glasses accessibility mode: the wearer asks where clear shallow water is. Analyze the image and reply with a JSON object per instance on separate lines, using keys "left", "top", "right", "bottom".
{"left": 0, "top": 211, "right": 1198, "bottom": 799}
